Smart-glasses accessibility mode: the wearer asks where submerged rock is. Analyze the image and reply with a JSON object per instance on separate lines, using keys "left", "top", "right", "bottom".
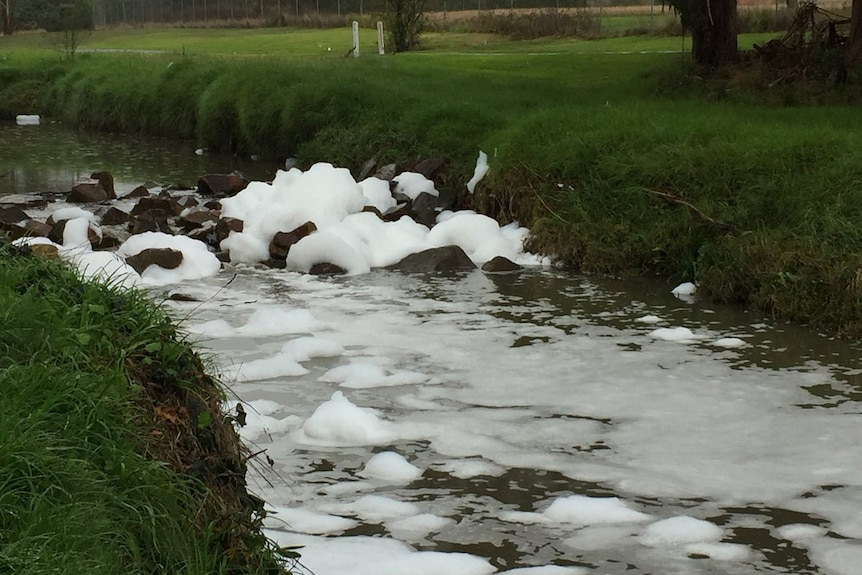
{"left": 390, "top": 245, "right": 476, "bottom": 273}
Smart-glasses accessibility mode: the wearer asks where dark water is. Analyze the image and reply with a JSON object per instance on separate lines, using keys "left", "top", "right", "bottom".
{"left": 0, "top": 121, "right": 283, "bottom": 196}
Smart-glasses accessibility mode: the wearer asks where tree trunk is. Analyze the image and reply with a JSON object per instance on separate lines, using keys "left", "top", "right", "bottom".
{"left": 690, "top": 0, "right": 738, "bottom": 68}
{"left": 849, "top": 0, "right": 862, "bottom": 66}
{"left": 1, "top": 0, "right": 12, "bottom": 35}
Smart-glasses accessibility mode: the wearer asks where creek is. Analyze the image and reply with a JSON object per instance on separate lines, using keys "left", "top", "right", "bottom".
{"left": 3, "top": 121, "right": 862, "bottom": 575}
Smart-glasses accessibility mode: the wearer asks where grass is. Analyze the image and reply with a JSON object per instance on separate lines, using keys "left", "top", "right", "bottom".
{"left": 2, "top": 26, "right": 862, "bottom": 334}
{"left": 0, "top": 241, "right": 291, "bottom": 574}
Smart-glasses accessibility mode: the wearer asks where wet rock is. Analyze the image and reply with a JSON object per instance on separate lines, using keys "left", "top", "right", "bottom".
{"left": 177, "top": 196, "right": 199, "bottom": 209}
{"left": 129, "top": 215, "right": 172, "bottom": 235}
{"left": 204, "top": 200, "right": 222, "bottom": 211}
{"left": 197, "top": 173, "right": 249, "bottom": 197}
{"left": 389, "top": 245, "right": 476, "bottom": 273}
{"left": 90, "top": 171, "right": 116, "bottom": 200}
{"left": 215, "top": 250, "right": 231, "bottom": 263}
{"left": 93, "top": 232, "right": 122, "bottom": 251}
{"left": 99, "top": 206, "right": 131, "bottom": 226}
{"left": 381, "top": 203, "right": 411, "bottom": 223}
{"left": 263, "top": 258, "right": 287, "bottom": 270}
{"left": 268, "top": 221, "right": 317, "bottom": 260}
{"left": 482, "top": 256, "right": 522, "bottom": 273}
{"left": 357, "top": 157, "right": 377, "bottom": 181}
{"left": 413, "top": 158, "right": 448, "bottom": 181}
{"left": 187, "top": 222, "right": 218, "bottom": 247}
{"left": 309, "top": 262, "right": 347, "bottom": 275}
{"left": 131, "top": 196, "right": 183, "bottom": 218}
{"left": 0, "top": 206, "right": 29, "bottom": 224}
{"left": 373, "top": 163, "right": 398, "bottom": 182}
{"left": 178, "top": 209, "right": 219, "bottom": 232}
{"left": 123, "top": 185, "right": 150, "bottom": 199}
{"left": 125, "top": 247, "right": 184, "bottom": 275}
{"left": 167, "top": 292, "right": 198, "bottom": 302}
{"left": 23, "top": 219, "right": 52, "bottom": 238}
{"left": 410, "top": 192, "right": 443, "bottom": 228}
{"left": 362, "top": 205, "right": 384, "bottom": 219}
{"left": 215, "top": 217, "right": 244, "bottom": 245}
{"left": 30, "top": 243, "right": 60, "bottom": 260}
{"left": 68, "top": 181, "right": 108, "bottom": 203}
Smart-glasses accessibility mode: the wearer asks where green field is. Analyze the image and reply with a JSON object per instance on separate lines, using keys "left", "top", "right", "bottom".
{"left": 2, "top": 26, "right": 862, "bottom": 335}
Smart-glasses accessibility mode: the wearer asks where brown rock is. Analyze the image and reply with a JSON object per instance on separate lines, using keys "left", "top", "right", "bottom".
{"left": 389, "top": 245, "right": 476, "bottom": 273}
{"left": 125, "top": 248, "right": 184, "bottom": 275}
{"left": 413, "top": 158, "right": 448, "bottom": 181}
{"left": 23, "top": 219, "right": 52, "bottom": 238}
{"left": 128, "top": 216, "right": 172, "bottom": 235}
{"left": 30, "top": 244, "right": 60, "bottom": 260}
{"left": 0, "top": 206, "right": 29, "bottom": 224}
{"left": 99, "top": 206, "right": 131, "bottom": 226}
{"left": 178, "top": 209, "right": 218, "bottom": 232}
{"left": 90, "top": 171, "right": 116, "bottom": 200}
{"left": 309, "top": 262, "right": 347, "bottom": 275}
{"left": 197, "top": 173, "right": 249, "bottom": 197}
{"left": 68, "top": 182, "right": 108, "bottom": 203}
{"left": 123, "top": 185, "right": 150, "bottom": 199}
{"left": 215, "top": 217, "right": 244, "bottom": 245}
{"left": 131, "top": 196, "right": 183, "bottom": 218}
{"left": 482, "top": 256, "right": 522, "bottom": 273}
{"left": 268, "top": 221, "right": 317, "bottom": 260}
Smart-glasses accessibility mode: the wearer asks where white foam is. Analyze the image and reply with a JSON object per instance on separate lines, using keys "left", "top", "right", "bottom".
{"left": 427, "top": 211, "right": 527, "bottom": 264}
{"left": 297, "top": 391, "right": 396, "bottom": 446}
{"left": 116, "top": 232, "right": 221, "bottom": 285}
{"left": 324, "top": 494, "right": 420, "bottom": 522}
{"left": 392, "top": 171, "right": 439, "bottom": 199}
{"left": 359, "top": 177, "right": 397, "bottom": 213}
{"left": 776, "top": 523, "right": 828, "bottom": 541}
{"left": 466, "top": 150, "right": 489, "bottom": 194}
{"left": 264, "top": 505, "right": 358, "bottom": 535}
{"left": 636, "top": 314, "right": 662, "bottom": 324}
{"left": 639, "top": 516, "right": 723, "bottom": 547}
{"left": 286, "top": 231, "right": 371, "bottom": 275}
{"left": 671, "top": 281, "right": 697, "bottom": 296}
{"left": 648, "top": 326, "right": 702, "bottom": 342}
{"left": 321, "top": 362, "right": 429, "bottom": 389}
{"left": 714, "top": 337, "right": 746, "bottom": 348}
{"left": 236, "top": 307, "right": 324, "bottom": 336}
{"left": 360, "top": 451, "right": 423, "bottom": 483}
{"left": 50, "top": 206, "right": 99, "bottom": 223}
{"left": 502, "top": 495, "right": 650, "bottom": 526}
{"left": 501, "top": 566, "right": 588, "bottom": 575}
{"left": 386, "top": 514, "right": 454, "bottom": 541}
{"left": 685, "top": 542, "right": 750, "bottom": 561}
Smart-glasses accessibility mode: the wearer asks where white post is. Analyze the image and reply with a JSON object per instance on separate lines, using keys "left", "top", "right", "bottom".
{"left": 377, "top": 21, "right": 385, "bottom": 54}
{"left": 352, "top": 21, "right": 360, "bottom": 57}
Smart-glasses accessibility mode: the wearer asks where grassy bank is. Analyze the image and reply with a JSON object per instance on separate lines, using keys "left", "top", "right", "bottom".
{"left": 0, "top": 242, "right": 290, "bottom": 574}
{"left": 2, "top": 28, "right": 862, "bottom": 334}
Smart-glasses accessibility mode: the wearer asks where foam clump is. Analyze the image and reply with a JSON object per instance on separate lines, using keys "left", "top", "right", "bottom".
{"left": 466, "top": 150, "right": 489, "bottom": 194}
{"left": 714, "top": 337, "right": 746, "bottom": 348}
{"left": 237, "top": 306, "right": 325, "bottom": 336}
{"left": 326, "top": 494, "right": 420, "bottom": 522}
{"left": 671, "top": 282, "right": 697, "bottom": 296}
{"left": 501, "top": 495, "right": 650, "bottom": 526}
{"left": 393, "top": 171, "right": 439, "bottom": 199}
{"left": 386, "top": 514, "right": 454, "bottom": 541}
{"left": 264, "top": 505, "right": 358, "bottom": 535}
{"left": 264, "top": 534, "right": 496, "bottom": 575}
{"left": 321, "top": 362, "right": 429, "bottom": 389}
{"left": 360, "top": 451, "right": 423, "bottom": 483}
{"left": 649, "top": 326, "right": 703, "bottom": 343}
{"left": 639, "top": 515, "right": 723, "bottom": 547}
{"left": 117, "top": 232, "right": 220, "bottom": 285}
{"left": 502, "top": 566, "right": 588, "bottom": 575}
{"left": 297, "top": 391, "right": 395, "bottom": 446}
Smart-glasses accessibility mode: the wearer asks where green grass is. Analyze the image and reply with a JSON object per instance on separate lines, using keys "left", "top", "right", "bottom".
{"left": 2, "top": 26, "right": 862, "bottom": 334}
{"left": 0, "top": 242, "right": 290, "bottom": 574}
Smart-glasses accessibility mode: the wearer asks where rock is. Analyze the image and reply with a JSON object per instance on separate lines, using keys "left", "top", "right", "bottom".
{"left": 263, "top": 258, "right": 287, "bottom": 270}
{"left": 409, "top": 192, "right": 443, "bottom": 228}
{"left": 390, "top": 245, "right": 476, "bottom": 273}
{"left": 309, "top": 262, "right": 347, "bottom": 275}
{"left": 381, "top": 203, "right": 411, "bottom": 222}
{"left": 357, "top": 157, "right": 377, "bottom": 181}
{"left": 413, "top": 158, "right": 448, "bottom": 181}
{"left": 215, "top": 217, "right": 244, "bottom": 245}
{"left": 373, "top": 163, "right": 398, "bottom": 182}
{"left": 123, "top": 185, "right": 150, "bottom": 199}
{"left": 0, "top": 222, "right": 27, "bottom": 240}
{"left": 482, "top": 256, "right": 522, "bottom": 273}
{"left": 128, "top": 215, "right": 172, "bottom": 235}
{"left": 131, "top": 196, "right": 183, "bottom": 218}
{"left": 362, "top": 205, "right": 384, "bottom": 219}
{"left": 268, "top": 221, "right": 317, "bottom": 260}
{"left": 197, "top": 173, "right": 249, "bottom": 197}
{"left": 125, "top": 248, "right": 184, "bottom": 275}
{"left": 177, "top": 196, "right": 199, "bottom": 208}
{"left": 167, "top": 292, "right": 198, "bottom": 302}
{"left": 0, "top": 206, "right": 29, "bottom": 224}
{"left": 90, "top": 171, "right": 116, "bottom": 200}
{"left": 203, "top": 200, "right": 222, "bottom": 210}
{"left": 23, "top": 219, "right": 52, "bottom": 237}
{"left": 68, "top": 182, "right": 108, "bottom": 203}
{"left": 215, "top": 250, "right": 231, "bottom": 263}
{"left": 99, "top": 206, "right": 131, "bottom": 226}
{"left": 93, "top": 232, "right": 122, "bottom": 251}
{"left": 30, "top": 243, "right": 60, "bottom": 260}
{"left": 187, "top": 222, "right": 218, "bottom": 247}
{"left": 178, "top": 209, "right": 218, "bottom": 232}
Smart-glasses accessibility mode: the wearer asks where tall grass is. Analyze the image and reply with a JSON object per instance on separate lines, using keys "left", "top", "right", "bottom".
{"left": 0, "top": 242, "right": 290, "bottom": 574}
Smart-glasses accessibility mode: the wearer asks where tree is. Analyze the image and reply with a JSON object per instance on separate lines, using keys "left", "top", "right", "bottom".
{"left": 387, "top": 0, "right": 425, "bottom": 52}
{"left": 850, "top": 0, "right": 862, "bottom": 66}
{"left": 0, "top": 0, "right": 11, "bottom": 35}
{"left": 668, "top": 0, "right": 739, "bottom": 68}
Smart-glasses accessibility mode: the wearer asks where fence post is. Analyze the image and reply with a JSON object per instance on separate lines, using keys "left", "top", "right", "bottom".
{"left": 377, "top": 20, "right": 385, "bottom": 54}
{"left": 352, "top": 21, "right": 360, "bottom": 57}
